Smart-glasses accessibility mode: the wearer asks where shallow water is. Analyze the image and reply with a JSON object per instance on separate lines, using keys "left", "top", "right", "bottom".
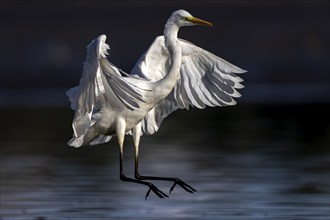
{"left": 0, "top": 106, "right": 329, "bottom": 219}
{"left": 1, "top": 149, "right": 329, "bottom": 220}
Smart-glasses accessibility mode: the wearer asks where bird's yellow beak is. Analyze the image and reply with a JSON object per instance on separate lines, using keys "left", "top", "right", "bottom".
{"left": 187, "top": 16, "right": 214, "bottom": 27}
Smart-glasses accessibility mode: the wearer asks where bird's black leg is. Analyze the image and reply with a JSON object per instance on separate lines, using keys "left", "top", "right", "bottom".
{"left": 117, "top": 120, "right": 168, "bottom": 199}
{"left": 132, "top": 123, "right": 196, "bottom": 195}
{"left": 119, "top": 152, "right": 168, "bottom": 199}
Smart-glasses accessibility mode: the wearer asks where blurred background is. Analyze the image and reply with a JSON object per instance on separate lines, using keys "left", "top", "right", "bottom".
{"left": 1, "top": 0, "right": 329, "bottom": 219}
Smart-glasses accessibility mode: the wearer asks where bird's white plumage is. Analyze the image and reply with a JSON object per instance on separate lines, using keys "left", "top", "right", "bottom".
{"left": 67, "top": 10, "right": 246, "bottom": 147}
{"left": 67, "top": 35, "right": 151, "bottom": 147}
{"left": 66, "top": 35, "right": 114, "bottom": 147}
{"left": 131, "top": 36, "right": 246, "bottom": 135}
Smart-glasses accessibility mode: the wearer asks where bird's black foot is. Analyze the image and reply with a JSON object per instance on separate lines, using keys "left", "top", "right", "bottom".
{"left": 169, "top": 178, "right": 197, "bottom": 194}
{"left": 120, "top": 173, "right": 168, "bottom": 199}
{"left": 135, "top": 173, "right": 197, "bottom": 195}
{"left": 145, "top": 183, "right": 168, "bottom": 200}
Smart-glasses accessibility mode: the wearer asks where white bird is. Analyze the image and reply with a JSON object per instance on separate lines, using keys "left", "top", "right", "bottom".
{"left": 67, "top": 9, "right": 246, "bottom": 199}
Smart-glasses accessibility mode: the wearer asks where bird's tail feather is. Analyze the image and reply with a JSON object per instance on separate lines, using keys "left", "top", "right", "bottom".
{"left": 67, "top": 136, "right": 84, "bottom": 148}
{"left": 67, "top": 134, "right": 112, "bottom": 148}
{"left": 89, "top": 135, "right": 112, "bottom": 146}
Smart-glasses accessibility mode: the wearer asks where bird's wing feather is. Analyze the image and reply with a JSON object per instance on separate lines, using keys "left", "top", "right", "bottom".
{"left": 67, "top": 35, "right": 149, "bottom": 146}
{"left": 131, "top": 36, "right": 246, "bottom": 135}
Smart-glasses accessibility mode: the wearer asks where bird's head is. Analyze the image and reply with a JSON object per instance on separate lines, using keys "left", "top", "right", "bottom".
{"left": 170, "top": 9, "right": 213, "bottom": 27}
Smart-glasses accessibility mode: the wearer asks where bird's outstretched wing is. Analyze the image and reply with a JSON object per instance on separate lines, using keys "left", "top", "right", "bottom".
{"left": 67, "top": 35, "right": 148, "bottom": 147}
{"left": 131, "top": 36, "right": 246, "bottom": 135}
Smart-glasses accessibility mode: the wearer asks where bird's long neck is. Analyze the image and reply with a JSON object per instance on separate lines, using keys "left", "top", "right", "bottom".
{"left": 153, "top": 20, "right": 182, "bottom": 102}
{"left": 164, "top": 20, "right": 180, "bottom": 53}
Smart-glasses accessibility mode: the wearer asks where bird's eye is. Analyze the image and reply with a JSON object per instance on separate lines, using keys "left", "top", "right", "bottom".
{"left": 181, "top": 16, "right": 188, "bottom": 21}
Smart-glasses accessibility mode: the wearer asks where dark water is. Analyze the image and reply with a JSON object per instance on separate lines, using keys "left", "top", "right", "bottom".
{"left": 0, "top": 106, "right": 329, "bottom": 219}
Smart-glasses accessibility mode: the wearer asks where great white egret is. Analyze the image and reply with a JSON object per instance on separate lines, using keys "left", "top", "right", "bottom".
{"left": 67, "top": 9, "right": 245, "bottom": 199}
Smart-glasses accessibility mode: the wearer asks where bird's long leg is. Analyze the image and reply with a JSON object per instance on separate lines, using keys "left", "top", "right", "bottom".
{"left": 132, "top": 123, "right": 197, "bottom": 194}
{"left": 116, "top": 118, "right": 168, "bottom": 199}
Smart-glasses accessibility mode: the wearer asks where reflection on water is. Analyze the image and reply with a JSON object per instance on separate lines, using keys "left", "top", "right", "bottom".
{"left": 0, "top": 106, "right": 329, "bottom": 219}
